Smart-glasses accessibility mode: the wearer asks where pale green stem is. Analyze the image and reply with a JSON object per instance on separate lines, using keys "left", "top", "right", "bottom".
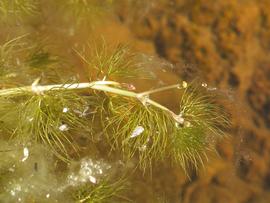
{"left": 138, "top": 84, "right": 181, "bottom": 96}
{"left": 0, "top": 81, "right": 120, "bottom": 96}
{"left": 0, "top": 80, "right": 179, "bottom": 120}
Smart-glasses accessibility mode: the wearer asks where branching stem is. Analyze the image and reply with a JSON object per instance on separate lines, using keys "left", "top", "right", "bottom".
{"left": 0, "top": 80, "right": 180, "bottom": 121}
{"left": 138, "top": 84, "right": 181, "bottom": 96}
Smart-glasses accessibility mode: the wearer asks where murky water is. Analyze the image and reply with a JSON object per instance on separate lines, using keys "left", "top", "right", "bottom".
{"left": 0, "top": 1, "right": 244, "bottom": 203}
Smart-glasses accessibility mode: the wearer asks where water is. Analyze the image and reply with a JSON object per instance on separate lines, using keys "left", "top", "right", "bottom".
{"left": 0, "top": 1, "right": 245, "bottom": 203}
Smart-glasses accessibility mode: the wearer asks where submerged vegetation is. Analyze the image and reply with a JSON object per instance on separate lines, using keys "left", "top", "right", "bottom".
{"left": 73, "top": 179, "right": 126, "bottom": 203}
{"left": 0, "top": 0, "right": 231, "bottom": 202}
{"left": 0, "top": 0, "right": 39, "bottom": 22}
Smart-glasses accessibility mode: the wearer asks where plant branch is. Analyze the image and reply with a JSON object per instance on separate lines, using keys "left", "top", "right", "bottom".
{"left": 138, "top": 84, "right": 181, "bottom": 96}
{"left": 0, "top": 80, "right": 181, "bottom": 121}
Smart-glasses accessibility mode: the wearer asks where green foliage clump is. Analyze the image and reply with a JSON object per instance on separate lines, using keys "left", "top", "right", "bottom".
{"left": 65, "top": 0, "right": 112, "bottom": 17}
{"left": 74, "top": 179, "right": 126, "bottom": 203}
{"left": 170, "top": 84, "right": 230, "bottom": 172}
{"left": 0, "top": 35, "right": 28, "bottom": 82}
{"left": 55, "top": 0, "right": 113, "bottom": 27}
{"left": 0, "top": 35, "right": 231, "bottom": 202}
{"left": 104, "top": 95, "right": 172, "bottom": 170}
{"left": 0, "top": 35, "right": 70, "bottom": 86}
{"left": 101, "top": 83, "right": 230, "bottom": 173}
{"left": 75, "top": 41, "right": 151, "bottom": 80}
{"left": 0, "top": 0, "right": 39, "bottom": 23}
{"left": 0, "top": 90, "right": 95, "bottom": 161}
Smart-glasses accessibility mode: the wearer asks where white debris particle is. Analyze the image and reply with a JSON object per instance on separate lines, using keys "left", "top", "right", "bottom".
{"left": 202, "top": 83, "right": 208, "bottom": 87}
{"left": 10, "top": 190, "right": 15, "bottom": 196}
{"left": 89, "top": 175, "right": 97, "bottom": 184}
{"left": 66, "top": 158, "right": 110, "bottom": 188}
{"left": 59, "top": 124, "right": 69, "bottom": 132}
{"left": 182, "top": 81, "right": 188, "bottom": 88}
{"left": 130, "top": 126, "right": 145, "bottom": 138}
{"left": 63, "top": 107, "right": 69, "bottom": 113}
{"left": 10, "top": 184, "right": 21, "bottom": 196}
{"left": 21, "top": 147, "right": 29, "bottom": 162}
{"left": 46, "top": 193, "right": 50, "bottom": 198}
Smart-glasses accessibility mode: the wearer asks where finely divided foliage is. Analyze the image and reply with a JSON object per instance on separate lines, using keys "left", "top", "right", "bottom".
{"left": 171, "top": 83, "right": 230, "bottom": 172}
{"left": 0, "top": 90, "right": 94, "bottom": 161}
{"left": 103, "top": 84, "right": 230, "bottom": 173}
{"left": 74, "top": 41, "right": 151, "bottom": 80}
{"left": 0, "top": 0, "right": 39, "bottom": 21}
{"left": 104, "top": 95, "right": 172, "bottom": 170}
{"left": 0, "top": 35, "right": 230, "bottom": 171}
{"left": 0, "top": 35, "right": 68, "bottom": 86}
{"left": 74, "top": 179, "right": 126, "bottom": 203}
{"left": 0, "top": 34, "right": 230, "bottom": 201}
{"left": 0, "top": 1, "right": 232, "bottom": 202}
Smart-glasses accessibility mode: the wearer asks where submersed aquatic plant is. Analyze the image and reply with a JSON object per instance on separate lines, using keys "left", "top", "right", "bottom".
{"left": 0, "top": 1, "right": 231, "bottom": 201}
{"left": 0, "top": 35, "right": 230, "bottom": 202}
{"left": 73, "top": 179, "right": 126, "bottom": 203}
{"left": 0, "top": 36, "right": 230, "bottom": 172}
{"left": 0, "top": 0, "right": 39, "bottom": 23}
